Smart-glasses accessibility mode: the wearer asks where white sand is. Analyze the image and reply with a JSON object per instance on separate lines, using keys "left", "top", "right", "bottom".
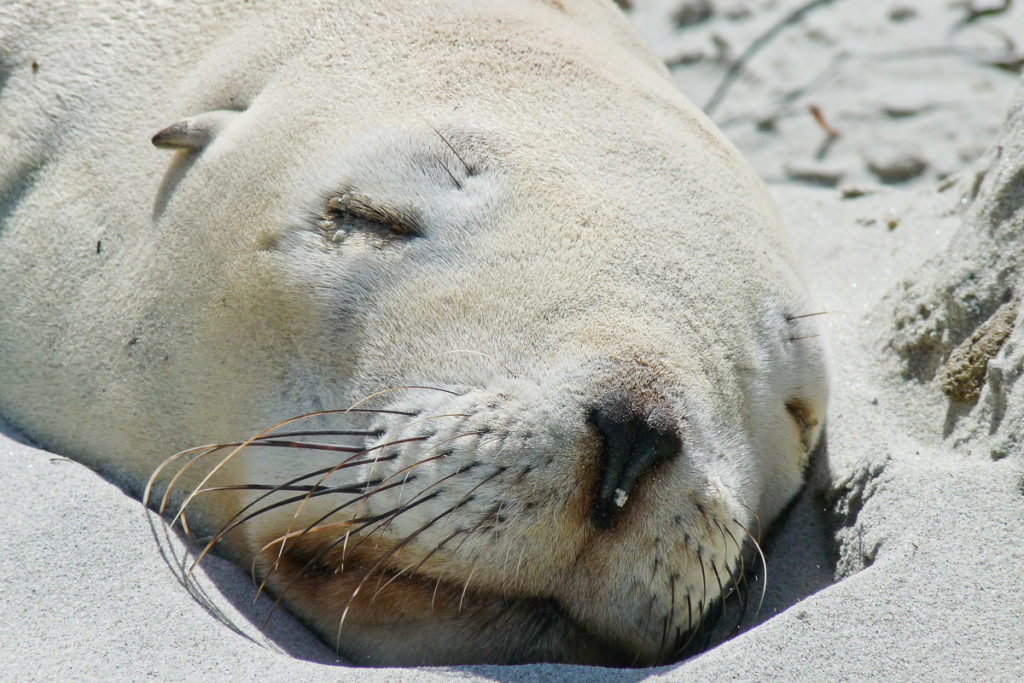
{"left": 5, "top": 1, "right": 1024, "bottom": 680}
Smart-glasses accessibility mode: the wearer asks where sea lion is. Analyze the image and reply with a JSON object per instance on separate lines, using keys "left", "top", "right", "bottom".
{"left": 0, "top": 0, "right": 828, "bottom": 667}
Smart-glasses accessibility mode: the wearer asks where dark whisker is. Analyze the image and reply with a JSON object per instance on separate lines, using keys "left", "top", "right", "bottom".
{"left": 187, "top": 438, "right": 429, "bottom": 574}
{"left": 711, "top": 560, "right": 726, "bottom": 624}
{"left": 785, "top": 311, "right": 830, "bottom": 321}
{"left": 368, "top": 463, "right": 483, "bottom": 578}
{"left": 259, "top": 432, "right": 482, "bottom": 586}
{"left": 379, "top": 523, "right": 471, "bottom": 604}
{"left": 268, "top": 429, "right": 384, "bottom": 439}
{"left": 334, "top": 466, "right": 506, "bottom": 643}
{"left": 677, "top": 593, "right": 701, "bottom": 656}
{"left": 718, "top": 520, "right": 746, "bottom": 584}
{"left": 342, "top": 432, "right": 485, "bottom": 548}
{"left": 678, "top": 554, "right": 709, "bottom": 656}
{"left": 259, "top": 491, "right": 444, "bottom": 629}
{"left": 660, "top": 574, "right": 676, "bottom": 657}
{"left": 417, "top": 114, "right": 474, "bottom": 175}
{"left": 436, "top": 157, "right": 463, "bottom": 190}
{"left": 243, "top": 439, "right": 370, "bottom": 453}
{"left": 438, "top": 492, "right": 505, "bottom": 559}
{"left": 248, "top": 477, "right": 415, "bottom": 589}
{"left": 199, "top": 481, "right": 383, "bottom": 494}
{"left": 227, "top": 480, "right": 404, "bottom": 563}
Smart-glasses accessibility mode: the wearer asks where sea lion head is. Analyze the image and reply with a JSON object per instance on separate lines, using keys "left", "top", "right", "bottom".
{"left": 134, "top": 1, "right": 828, "bottom": 667}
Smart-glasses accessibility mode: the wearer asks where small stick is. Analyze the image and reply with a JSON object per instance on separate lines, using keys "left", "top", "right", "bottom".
{"left": 809, "top": 104, "right": 840, "bottom": 138}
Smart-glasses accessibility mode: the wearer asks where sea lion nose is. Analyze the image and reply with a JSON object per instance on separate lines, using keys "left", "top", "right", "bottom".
{"left": 587, "top": 403, "right": 681, "bottom": 530}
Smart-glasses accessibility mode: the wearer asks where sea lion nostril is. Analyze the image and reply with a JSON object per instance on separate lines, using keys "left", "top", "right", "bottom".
{"left": 587, "top": 405, "right": 681, "bottom": 530}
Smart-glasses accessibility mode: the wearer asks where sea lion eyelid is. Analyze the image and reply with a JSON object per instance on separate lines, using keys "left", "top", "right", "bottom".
{"left": 321, "top": 192, "right": 423, "bottom": 238}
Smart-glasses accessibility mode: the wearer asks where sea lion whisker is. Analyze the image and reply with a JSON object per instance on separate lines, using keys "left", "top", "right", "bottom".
{"left": 715, "top": 521, "right": 748, "bottom": 616}
{"left": 196, "top": 480, "right": 384, "bottom": 493}
{"left": 458, "top": 561, "right": 478, "bottom": 612}
{"left": 265, "top": 428, "right": 385, "bottom": 439}
{"left": 149, "top": 445, "right": 227, "bottom": 516}
{"left": 734, "top": 500, "right": 764, "bottom": 543}
{"left": 190, "top": 458, "right": 386, "bottom": 555}
{"left": 170, "top": 409, "right": 379, "bottom": 530}
{"left": 169, "top": 406, "right": 415, "bottom": 520}
{"left": 185, "top": 443, "right": 418, "bottom": 579}
{"left": 345, "top": 385, "right": 460, "bottom": 413}
{"left": 158, "top": 433, "right": 367, "bottom": 518}
{"left": 257, "top": 478, "right": 408, "bottom": 558}
{"left": 254, "top": 483, "right": 432, "bottom": 593}
{"left": 273, "top": 436, "right": 434, "bottom": 560}
{"left": 512, "top": 544, "right": 528, "bottom": 592}
{"left": 718, "top": 521, "right": 746, "bottom": 584}
{"left": 150, "top": 436, "right": 359, "bottom": 515}
{"left": 696, "top": 550, "right": 708, "bottom": 612}
{"left": 733, "top": 518, "right": 768, "bottom": 618}
{"left": 144, "top": 442, "right": 233, "bottom": 512}
{"left": 684, "top": 595, "right": 695, "bottom": 647}
{"left": 377, "top": 498, "right": 501, "bottom": 609}
{"left": 785, "top": 311, "right": 831, "bottom": 321}
{"left": 324, "top": 485, "right": 443, "bottom": 564}
{"left": 435, "top": 156, "right": 463, "bottom": 191}
{"left": 341, "top": 431, "right": 485, "bottom": 542}
{"left": 258, "top": 493, "right": 444, "bottom": 626}
{"left": 444, "top": 499, "right": 504, "bottom": 558}
{"left": 431, "top": 574, "right": 445, "bottom": 614}
{"left": 647, "top": 556, "right": 661, "bottom": 591}
{"left": 242, "top": 439, "right": 369, "bottom": 453}
{"left": 346, "top": 470, "right": 470, "bottom": 559}
{"left": 710, "top": 559, "right": 726, "bottom": 624}
{"left": 179, "top": 509, "right": 195, "bottom": 542}
{"left": 412, "top": 111, "right": 474, "bottom": 176}
{"left": 674, "top": 554, "right": 708, "bottom": 656}
{"left": 674, "top": 592, "right": 702, "bottom": 658}
{"left": 334, "top": 467, "right": 506, "bottom": 643}
{"left": 371, "top": 460, "right": 483, "bottom": 551}
{"left": 197, "top": 478, "right": 400, "bottom": 577}
{"left": 370, "top": 522, "right": 473, "bottom": 604}
{"left": 334, "top": 498, "right": 463, "bottom": 643}
{"left": 252, "top": 429, "right": 462, "bottom": 562}
{"left": 661, "top": 573, "right": 677, "bottom": 656}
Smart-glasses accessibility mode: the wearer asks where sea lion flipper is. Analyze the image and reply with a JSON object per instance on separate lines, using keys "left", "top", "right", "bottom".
{"left": 151, "top": 109, "right": 241, "bottom": 151}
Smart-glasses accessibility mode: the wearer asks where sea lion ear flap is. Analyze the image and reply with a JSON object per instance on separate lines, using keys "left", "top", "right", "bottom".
{"left": 151, "top": 109, "right": 242, "bottom": 151}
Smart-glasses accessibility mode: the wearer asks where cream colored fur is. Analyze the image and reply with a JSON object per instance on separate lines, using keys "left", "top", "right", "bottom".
{"left": 0, "top": 0, "right": 828, "bottom": 667}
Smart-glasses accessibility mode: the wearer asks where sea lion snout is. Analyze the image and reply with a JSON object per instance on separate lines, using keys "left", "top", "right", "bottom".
{"left": 587, "top": 399, "right": 681, "bottom": 531}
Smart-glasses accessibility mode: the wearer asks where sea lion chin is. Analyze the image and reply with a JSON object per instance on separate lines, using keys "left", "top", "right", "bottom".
{"left": 0, "top": 0, "right": 828, "bottom": 666}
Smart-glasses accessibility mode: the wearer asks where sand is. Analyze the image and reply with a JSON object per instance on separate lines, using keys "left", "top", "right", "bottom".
{"left": 4, "top": 0, "right": 1024, "bottom": 680}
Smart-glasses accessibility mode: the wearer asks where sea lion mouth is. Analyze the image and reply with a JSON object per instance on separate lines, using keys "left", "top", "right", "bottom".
{"left": 255, "top": 529, "right": 638, "bottom": 666}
